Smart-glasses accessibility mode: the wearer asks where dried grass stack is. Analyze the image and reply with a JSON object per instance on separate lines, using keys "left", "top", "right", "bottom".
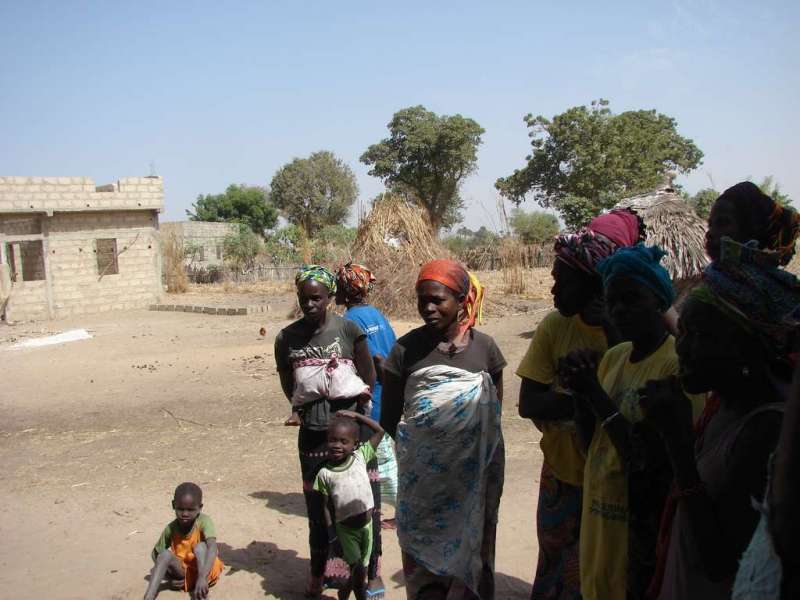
{"left": 351, "top": 195, "right": 451, "bottom": 316}
{"left": 161, "top": 230, "right": 189, "bottom": 293}
{"left": 615, "top": 183, "right": 709, "bottom": 283}
{"left": 499, "top": 237, "right": 528, "bottom": 295}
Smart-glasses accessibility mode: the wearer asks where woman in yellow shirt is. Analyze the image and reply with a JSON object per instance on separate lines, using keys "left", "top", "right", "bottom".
{"left": 517, "top": 210, "right": 643, "bottom": 599}
{"left": 561, "top": 244, "right": 704, "bottom": 600}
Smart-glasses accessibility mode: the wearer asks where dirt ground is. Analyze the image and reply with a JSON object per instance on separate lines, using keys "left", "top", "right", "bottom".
{"left": 0, "top": 288, "right": 553, "bottom": 600}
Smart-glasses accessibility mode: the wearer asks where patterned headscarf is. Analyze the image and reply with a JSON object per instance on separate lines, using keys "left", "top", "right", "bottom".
{"left": 717, "top": 181, "right": 800, "bottom": 265}
{"left": 596, "top": 244, "right": 675, "bottom": 311}
{"left": 416, "top": 259, "right": 485, "bottom": 333}
{"left": 295, "top": 264, "right": 337, "bottom": 294}
{"left": 692, "top": 237, "right": 800, "bottom": 356}
{"left": 336, "top": 262, "right": 376, "bottom": 300}
{"left": 555, "top": 209, "right": 645, "bottom": 275}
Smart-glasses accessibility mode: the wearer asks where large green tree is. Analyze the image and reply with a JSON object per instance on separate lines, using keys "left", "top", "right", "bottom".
{"left": 758, "top": 176, "right": 792, "bottom": 207}
{"left": 360, "top": 105, "right": 485, "bottom": 234}
{"left": 687, "top": 187, "right": 719, "bottom": 219}
{"left": 270, "top": 151, "right": 358, "bottom": 237}
{"left": 496, "top": 99, "right": 704, "bottom": 229}
{"left": 187, "top": 184, "right": 277, "bottom": 234}
{"left": 509, "top": 208, "right": 560, "bottom": 244}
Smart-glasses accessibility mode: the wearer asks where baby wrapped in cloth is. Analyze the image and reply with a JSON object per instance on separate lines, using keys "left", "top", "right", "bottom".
{"left": 291, "top": 354, "right": 372, "bottom": 409}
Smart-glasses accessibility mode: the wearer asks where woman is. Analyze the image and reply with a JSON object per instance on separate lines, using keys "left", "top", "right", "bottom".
{"left": 335, "top": 262, "right": 399, "bottom": 511}
{"left": 380, "top": 259, "right": 505, "bottom": 599}
{"left": 640, "top": 238, "right": 800, "bottom": 599}
{"left": 560, "top": 244, "right": 704, "bottom": 600}
{"left": 706, "top": 181, "right": 799, "bottom": 265}
{"left": 273, "top": 265, "right": 381, "bottom": 598}
{"left": 517, "top": 209, "right": 643, "bottom": 599}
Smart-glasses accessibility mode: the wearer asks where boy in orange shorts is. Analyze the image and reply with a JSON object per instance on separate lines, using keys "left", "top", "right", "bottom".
{"left": 144, "top": 482, "right": 224, "bottom": 600}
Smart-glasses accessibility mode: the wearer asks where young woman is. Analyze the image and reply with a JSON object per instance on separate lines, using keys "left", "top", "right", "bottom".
{"left": 381, "top": 259, "right": 505, "bottom": 600}
{"left": 335, "top": 262, "right": 400, "bottom": 513}
{"left": 560, "top": 244, "right": 704, "bottom": 600}
{"left": 516, "top": 209, "right": 643, "bottom": 599}
{"left": 706, "top": 181, "right": 799, "bottom": 265}
{"left": 640, "top": 239, "right": 800, "bottom": 599}
{"left": 273, "top": 265, "right": 381, "bottom": 599}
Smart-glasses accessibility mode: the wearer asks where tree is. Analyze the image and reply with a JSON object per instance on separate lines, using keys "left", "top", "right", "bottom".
{"left": 187, "top": 184, "right": 277, "bottom": 234}
{"left": 360, "top": 105, "right": 485, "bottom": 234}
{"left": 495, "top": 99, "right": 703, "bottom": 229}
{"left": 270, "top": 151, "right": 358, "bottom": 238}
{"left": 222, "top": 224, "right": 263, "bottom": 271}
{"left": 687, "top": 188, "right": 719, "bottom": 219}
{"left": 509, "top": 208, "right": 560, "bottom": 244}
{"left": 758, "top": 176, "right": 792, "bottom": 207}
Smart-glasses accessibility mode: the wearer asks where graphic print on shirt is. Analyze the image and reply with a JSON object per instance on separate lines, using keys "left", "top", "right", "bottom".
{"left": 288, "top": 337, "right": 344, "bottom": 363}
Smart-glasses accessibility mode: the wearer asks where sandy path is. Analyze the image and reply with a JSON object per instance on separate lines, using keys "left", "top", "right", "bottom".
{"left": 0, "top": 301, "right": 547, "bottom": 599}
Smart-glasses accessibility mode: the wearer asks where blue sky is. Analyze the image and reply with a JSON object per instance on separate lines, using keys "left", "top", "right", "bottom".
{"left": 1, "top": 1, "right": 798, "bottom": 230}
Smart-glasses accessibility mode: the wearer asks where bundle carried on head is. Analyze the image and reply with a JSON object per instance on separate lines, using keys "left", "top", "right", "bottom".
{"left": 350, "top": 195, "right": 451, "bottom": 316}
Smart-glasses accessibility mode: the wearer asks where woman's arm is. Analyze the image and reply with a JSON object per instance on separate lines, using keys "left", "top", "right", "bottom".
{"left": 771, "top": 365, "right": 800, "bottom": 568}
{"left": 353, "top": 336, "right": 376, "bottom": 392}
{"left": 491, "top": 370, "right": 504, "bottom": 404}
{"left": 380, "top": 369, "right": 404, "bottom": 439}
{"left": 518, "top": 378, "right": 574, "bottom": 420}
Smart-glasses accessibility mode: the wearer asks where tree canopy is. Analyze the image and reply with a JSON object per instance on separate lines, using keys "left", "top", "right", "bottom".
{"left": 758, "top": 176, "right": 792, "bottom": 207}
{"left": 686, "top": 176, "right": 791, "bottom": 219}
{"left": 360, "top": 105, "right": 484, "bottom": 234}
{"left": 495, "top": 99, "right": 703, "bottom": 229}
{"left": 187, "top": 184, "right": 277, "bottom": 234}
{"left": 270, "top": 150, "right": 358, "bottom": 237}
{"left": 509, "top": 208, "right": 560, "bottom": 244}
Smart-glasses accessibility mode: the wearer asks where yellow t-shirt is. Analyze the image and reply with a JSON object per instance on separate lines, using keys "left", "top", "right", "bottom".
{"left": 516, "top": 311, "right": 608, "bottom": 486}
{"left": 579, "top": 337, "right": 705, "bottom": 600}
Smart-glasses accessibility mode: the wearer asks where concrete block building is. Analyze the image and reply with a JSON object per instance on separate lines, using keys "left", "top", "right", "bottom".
{"left": 0, "top": 176, "right": 164, "bottom": 321}
{"left": 160, "top": 220, "right": 238, "bottom": 266}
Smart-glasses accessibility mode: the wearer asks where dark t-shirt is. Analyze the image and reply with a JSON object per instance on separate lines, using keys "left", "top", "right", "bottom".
{"left": 382, "top": 326, "right": 506, "bottom": 381}
{"left": 274, "top": 314, "right": 366, "bottom": 430}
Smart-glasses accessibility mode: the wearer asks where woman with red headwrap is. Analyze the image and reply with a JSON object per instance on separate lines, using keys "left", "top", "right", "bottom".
{"left": 517, "top": 209, "right": 643, "bottom": 600}
{"left": 381, "top": 259, "right": 505, "bottom": 599}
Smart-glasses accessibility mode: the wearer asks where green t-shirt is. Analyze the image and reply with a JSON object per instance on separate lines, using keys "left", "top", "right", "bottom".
{"left": 152, "top": 513, "right": 217, "bottom": 558}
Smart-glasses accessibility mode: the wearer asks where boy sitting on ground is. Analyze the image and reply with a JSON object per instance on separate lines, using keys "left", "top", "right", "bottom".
{"left": 144, "top": 482, "right": 224, "bottom": 600}
{"left": 314, "top": 410, "right": 384, "bottom": 600}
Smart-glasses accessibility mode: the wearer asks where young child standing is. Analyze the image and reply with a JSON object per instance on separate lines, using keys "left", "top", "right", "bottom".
{"left": 313, "top": 410, "right": 384, "bottom": 600}
{"left": 144, "top": 482, "right": 224, "bottom": 600}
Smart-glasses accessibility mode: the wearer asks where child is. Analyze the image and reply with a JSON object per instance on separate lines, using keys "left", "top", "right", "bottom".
{"left": 144, "top": 482, "right": 224, "bottom": 600}
{"left": 313, "top": 410, "right": 384, "bottom": 600}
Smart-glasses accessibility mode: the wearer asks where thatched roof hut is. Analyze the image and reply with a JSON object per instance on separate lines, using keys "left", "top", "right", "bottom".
{"left": 350, "top": 195, "right": 451, "bottom": 316}
{"left": 614, "top": 181, "right": 709, "bottom": 284}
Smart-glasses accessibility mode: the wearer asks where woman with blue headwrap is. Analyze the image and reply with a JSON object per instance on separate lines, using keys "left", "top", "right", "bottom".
{"left": 559, "top": 244, "right": 705, "bottom": 600}
{"left": 274, "top": 265, "right": 382, "bottom": 598}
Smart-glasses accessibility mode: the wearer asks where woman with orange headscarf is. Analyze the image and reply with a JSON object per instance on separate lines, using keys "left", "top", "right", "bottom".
{"left": 381, "top": 259, "right": 505, "bottom": 599}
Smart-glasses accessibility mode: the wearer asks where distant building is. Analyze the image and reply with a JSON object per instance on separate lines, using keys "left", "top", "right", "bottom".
{"left": 0, "top": 176, "right": 163, "bottom": 321}
{"left": 160, "top": 220, "right": 238, "bottom": 267}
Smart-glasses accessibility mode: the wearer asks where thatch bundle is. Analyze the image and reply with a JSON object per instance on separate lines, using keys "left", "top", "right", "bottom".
{"left": 350, "top": 195, "right": 450, "bottom": 316}
{"left": 614, "top": 182, "right": 709, "bottom": 283}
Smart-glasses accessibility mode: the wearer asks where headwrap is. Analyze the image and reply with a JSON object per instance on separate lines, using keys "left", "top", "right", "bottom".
{"left": 335, "top": 262, "right": 376, "bottom": 300}
{"left": 416, "top": 259, "right": 485, "bottom": 333}
{"left": 554, "top": 209, "right": 645, "bottom": 275}
{"left": 295, "top": 264, "right": 337, "bottom": 294}
{"left": 717, "top": 181, "right": 800, "bottom": 266}
{"left": 596, "top": 243, "right": 676, "bottom": 311}
{"left": 691, "top": 237, "right": 800, "bottom": 356}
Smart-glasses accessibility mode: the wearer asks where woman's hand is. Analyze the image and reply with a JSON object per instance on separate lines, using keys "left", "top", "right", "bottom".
{"left": 639, "top": 376, "right": 693, "bottom": 440}
{"left": 558, "top": 349, "right": 602, "bottom": 395}
{"left": 284, "top": 411, "right": 302, "bottom": 426}
{"left": 335, "top": 409, "right": 361, "bottom": 421}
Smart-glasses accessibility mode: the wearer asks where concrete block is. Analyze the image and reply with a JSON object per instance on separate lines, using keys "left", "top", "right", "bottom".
{"left": 149, "top": 304, "right": 159, "bottom": 311}
{"left": 203, "top": 307, "right": 217, "bottom": 315}
{"left": 235, "top": 307, "right": 247, "bottom": 316}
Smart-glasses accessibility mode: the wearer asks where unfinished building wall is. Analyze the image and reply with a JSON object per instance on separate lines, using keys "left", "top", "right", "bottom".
{"left": 0, "top": 177, "right": 164, "bottom": 321}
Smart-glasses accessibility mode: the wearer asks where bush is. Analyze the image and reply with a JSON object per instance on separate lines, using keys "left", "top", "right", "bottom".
{"left": 222, "top": 225, "right": 264, "bottom": 272}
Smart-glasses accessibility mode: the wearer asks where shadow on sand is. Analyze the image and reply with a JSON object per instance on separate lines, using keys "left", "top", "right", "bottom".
{"left": 218, "top": 540, "right": 337, "bottom": 599}
{"left": 250, "top": 490, "right": 308, "bottom": 518}
{"left": 388, "top": 568, "right": 530, "bottom": 599}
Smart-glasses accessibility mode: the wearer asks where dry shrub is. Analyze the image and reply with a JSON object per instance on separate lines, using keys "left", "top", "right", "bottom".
{"left": 499, "top": 237, "right": 528, "bottom": 295}
{"left": 351, "top": 195, "right": 451, "bottom": 316}
{"left": 161, "top": 231, "right": 188, "bottom": 293}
